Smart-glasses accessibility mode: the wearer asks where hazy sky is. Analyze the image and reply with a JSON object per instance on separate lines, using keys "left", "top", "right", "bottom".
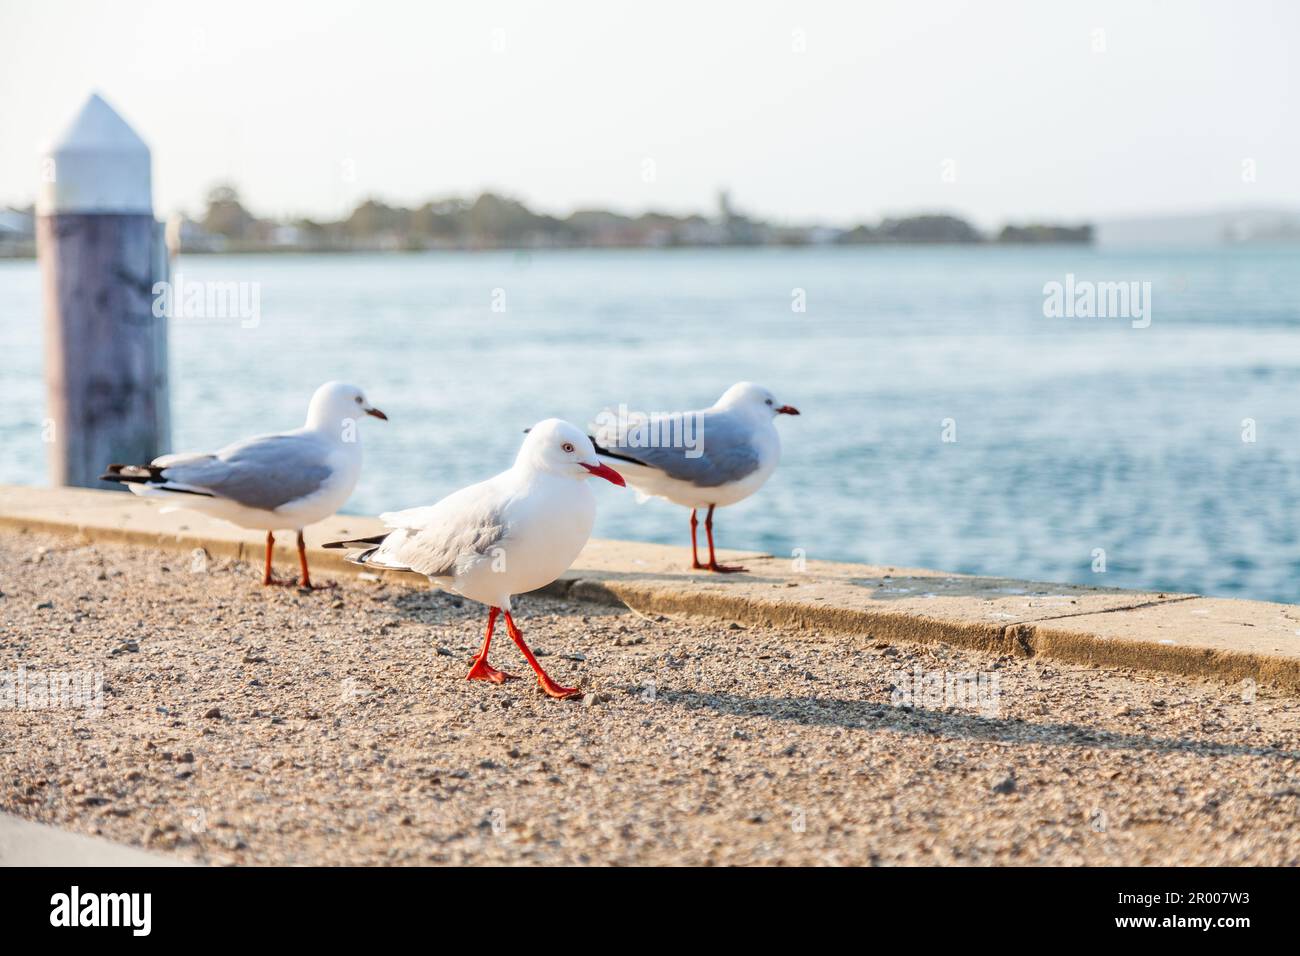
{"left": 2, "top": 0, "right": 1296, "bottom": 226}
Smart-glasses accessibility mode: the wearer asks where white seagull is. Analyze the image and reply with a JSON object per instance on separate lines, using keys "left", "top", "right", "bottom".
{"left": 325, "top": 419, "right": 625, "bottom": 700}
{"left": 101, "top": 381, "right": 386, "bottom": 588}
{"left": 591, "top": 382, "right": 798, "bottom": 573}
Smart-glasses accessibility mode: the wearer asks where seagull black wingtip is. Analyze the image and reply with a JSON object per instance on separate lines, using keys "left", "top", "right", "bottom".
{"left": 588, "top": 436, "right": 650, "bottom": 468}
{"left": 322, "top": 533, "right": 390, "bottom": 550}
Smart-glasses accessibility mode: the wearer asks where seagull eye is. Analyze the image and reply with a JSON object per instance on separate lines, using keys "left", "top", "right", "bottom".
{"left": 562, "top": 442, "right": 575, "bottom": 453}
{"left": 765, "top": 398, "right": 774, "bottom": 405}
{"left": 355, "top": 396, "right": 363, "bottom": 404}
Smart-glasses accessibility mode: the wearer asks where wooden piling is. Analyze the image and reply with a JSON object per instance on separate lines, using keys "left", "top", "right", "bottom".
{"left": 37, "top": 93, "right": 169, "bottom": 489}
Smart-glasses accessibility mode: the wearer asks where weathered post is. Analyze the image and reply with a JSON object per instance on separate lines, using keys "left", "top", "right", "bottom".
{"left": 37, "top": 93, "right": 169, "bottom": 488}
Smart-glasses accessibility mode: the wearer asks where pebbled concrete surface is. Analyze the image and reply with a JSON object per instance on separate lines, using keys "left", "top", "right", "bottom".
{"left": 2, "top": 529, "right": 1299, "bottom": 866}
{"left": 6, "top": 485, "right": 1299, "bottom": 691}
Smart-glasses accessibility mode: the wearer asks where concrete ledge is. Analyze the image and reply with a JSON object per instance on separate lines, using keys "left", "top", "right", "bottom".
{"left": 0, "top": 812, "right": 189, "bottom": 866}
{"left": 4, "top": 484, "right": 1300, "bottom": 692}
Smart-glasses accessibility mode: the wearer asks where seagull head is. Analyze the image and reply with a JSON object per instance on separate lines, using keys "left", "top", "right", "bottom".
{"left": 715, "top": 382, "right": 800, "bottom": 419}
{"left": 307, "top": 381, "right": 387, "bottom": 433}
{"left": 519, "top": 419, "right": 625, "bottom": 486}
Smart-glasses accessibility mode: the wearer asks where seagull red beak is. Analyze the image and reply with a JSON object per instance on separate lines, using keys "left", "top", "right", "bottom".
{"left": 582, "top": 462, "right": 626, "bottom": 486}
{"left": 365, "top": 407, "right": 388, "bottom": 420}
{"left": 775, "top": 405, "right": 800, "bottom": 415}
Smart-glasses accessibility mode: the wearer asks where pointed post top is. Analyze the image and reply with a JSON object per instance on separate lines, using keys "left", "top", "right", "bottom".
{"left": 51, "top": 93, "right": 150, "bottom": 154}
{"left": 38, "top": 93, "right": 153, "bottom": 216}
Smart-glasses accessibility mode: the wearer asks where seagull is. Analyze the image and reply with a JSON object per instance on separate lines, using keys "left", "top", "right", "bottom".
{"left": 591, "top": 382, "right": 798, "bottom": 573}
{"left": 324, "top": 419, "right": 625, "bottom": 700}
{"left": 100, "top": 381, "right": 386, "bottom": 588}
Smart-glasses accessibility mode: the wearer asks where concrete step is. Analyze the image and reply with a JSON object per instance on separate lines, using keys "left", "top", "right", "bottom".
{"left": 2, "top": 483, "right": 1297, "bottom": 691}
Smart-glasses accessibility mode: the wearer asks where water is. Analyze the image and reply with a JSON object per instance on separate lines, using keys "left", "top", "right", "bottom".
{"left": 3, "top": 246, "right": 1299, "bottom": 602}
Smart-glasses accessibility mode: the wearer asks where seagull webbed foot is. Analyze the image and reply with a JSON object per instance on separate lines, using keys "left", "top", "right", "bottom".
{"left": 536, "top": 677, "right": 583, "bottom": 700}
{"left": 466, "top": 659, "right": 521, "bottom": 684}
{"left": 296, "top": 578, "right": 339, "bottom": 592}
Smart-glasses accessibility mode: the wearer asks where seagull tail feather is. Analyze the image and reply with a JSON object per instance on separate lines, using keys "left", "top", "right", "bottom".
{"left": 322, "top": 533, "right": 390, "bottom": 550}
{"left": 99, "top": 463, "right": 168, "bottom": 485}
{"left": 99, "top": 463, "right": 214, "bottom": 497}
{"left": 322, "top": 533, "right": 420, "bottom": 573}
{"left": 348, "top": 546, "right": 383, "bottom": 566}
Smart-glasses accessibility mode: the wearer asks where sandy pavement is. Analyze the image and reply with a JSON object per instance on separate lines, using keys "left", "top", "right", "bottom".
{"left": 2, "top": 528, "right": 1299, "bottom": 866}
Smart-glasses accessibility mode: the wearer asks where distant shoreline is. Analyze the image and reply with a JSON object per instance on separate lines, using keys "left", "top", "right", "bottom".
{"left": 9, "top": 238, "right": 1300, "bottom": 261}
{"left": 0, "top": 187, "right": 1095, "bottom": 259}
{"left": 0, "top": 235, "right": 1094, "bottom": 261}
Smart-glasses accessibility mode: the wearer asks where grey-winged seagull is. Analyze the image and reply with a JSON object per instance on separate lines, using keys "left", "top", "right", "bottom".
{"left": 101, "top": 381, "right": 386, "bottom": 588}
{"left": 325, "top": 419, "right": 624, "bottom": 700}
{"left": 591, "top": 382, "right": 798, "bottom": 573}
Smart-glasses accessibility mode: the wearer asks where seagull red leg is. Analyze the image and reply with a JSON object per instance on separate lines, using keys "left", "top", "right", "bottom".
{"left": 705, "top": 505, "right": 747, "bottom": 573}
{"left": 690, "top": 508, "right": 705, "bottom": 570}
{"left": 297, "top": 531, "right": 313, "bottom": 588}
{"left": 503, "top": 611, "right": 582, "bottom": 699}
{"left": 263, "top": 531, "right": 275, "bottom": 585}
{"left": 466, "top": 607, "right": 520, "bottom": 684}
{"left": 261, "top": 530, "right": 297, "bottom": 586}
{"left": 295, "top": 530, "right": 336, "bottom": 590}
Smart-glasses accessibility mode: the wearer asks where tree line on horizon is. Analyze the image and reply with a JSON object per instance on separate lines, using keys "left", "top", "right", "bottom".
{"left": 181, "top": 184, "right": 1092, "bottom": 252}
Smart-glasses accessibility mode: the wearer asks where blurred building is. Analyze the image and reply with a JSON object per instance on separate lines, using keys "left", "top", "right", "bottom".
{"left": 0, "top": 206, "right": 35, "bottom": 257}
